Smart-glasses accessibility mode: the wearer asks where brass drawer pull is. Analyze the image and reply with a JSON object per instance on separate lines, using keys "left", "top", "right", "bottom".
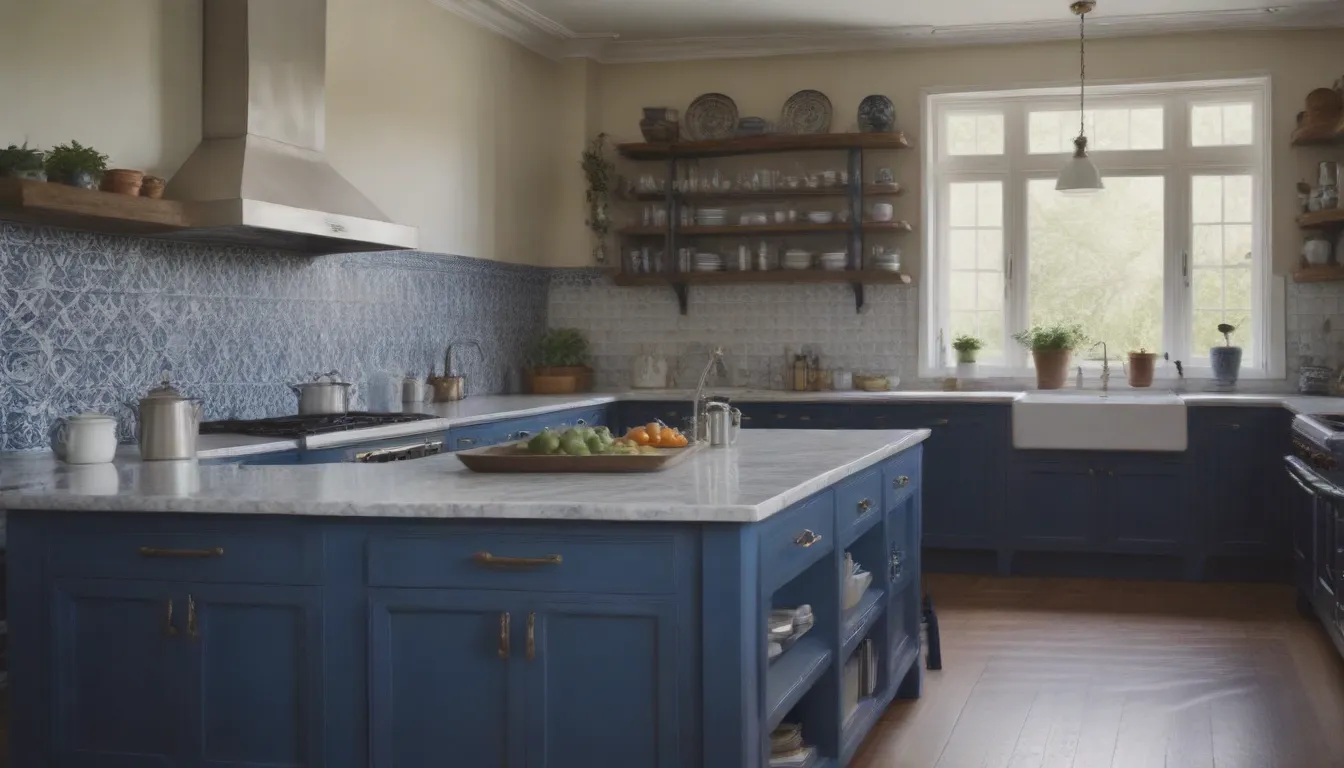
{"left": 499, "top": 612, "right": 511, "bottom": 659}
{"left": 187, "top": 594, "right": 199, "bottom": 640}
{"left": 165, "top": 598, "right": 178, "bottom": 637}
{"left": 526, "top": 612, "right": 536, "bottom": 661}
{"left": 139, "top": 546, "right": 224, "bottom": 559}
{"left": 927, "top": 419, "right": 949, "bottom": 426}
{"left": 456, "top": 437, "right": 478, "bottom": 448}
{"left": 857, "top": 498, "right": 873, "bottom": 514}
{"left": 794, "top": 529, "right": 823, "bottom": 548}
{"left": 474, "top": 551, "right": 563, "bottom": 567}
{"left": 892, "top": 476, "right": 910, "bottom": 489}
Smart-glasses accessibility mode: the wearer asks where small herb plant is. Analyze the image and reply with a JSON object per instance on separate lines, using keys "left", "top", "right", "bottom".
{"left": 952, "top": 335, "right": 984, "bottom": 353}
{"left": 1217, "top": 323, "right": 1236, "bottom": 346}
{"left": 581, "top": 133, "right": 614, "bottom": 264}
{"left": 1012, "top": 324, "right": 1089, "bottom": 352}
{"left": 44, "top": 140, "right": 108, "bottom": 184}
{"left": 531, "top": 328, "right": 590, "bottom": 369}
{"left": 0, "top": 143, "right": 45, "bottom": 174}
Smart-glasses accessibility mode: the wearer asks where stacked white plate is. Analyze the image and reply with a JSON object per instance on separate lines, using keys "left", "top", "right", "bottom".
{"left": 805, "top": 211, "right": 834, "bottom": 224}
{"left": 693, "top": 252, "right": 723, "bottom": 272}
{"left": 694, "top": 208, "right": 728, "bottom": 227}
{"left": 818, "top": 252, "right": 848, "bottom": 271}
{"left": 873, "top": 251, "right": 902, "bottom": 272}
{"left": 782, "top": 249, "right": 813, "bottom": 270}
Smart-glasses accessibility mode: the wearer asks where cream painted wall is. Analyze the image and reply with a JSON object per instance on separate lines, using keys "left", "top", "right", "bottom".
{"left": 591, "top": 29, "right": 1343, "bottom": 275}
{"left": 0, "top": 0, "right": 565, "bottom": 265}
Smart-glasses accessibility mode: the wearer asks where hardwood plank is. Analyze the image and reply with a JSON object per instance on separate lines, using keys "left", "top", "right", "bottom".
{"left": 850, "top": 575, "right": 1344, "bottom": 768}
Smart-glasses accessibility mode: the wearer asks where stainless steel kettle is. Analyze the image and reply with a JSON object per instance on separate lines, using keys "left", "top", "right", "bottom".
{"left": 134, "top": 377, "right": 203, "bottom": 460}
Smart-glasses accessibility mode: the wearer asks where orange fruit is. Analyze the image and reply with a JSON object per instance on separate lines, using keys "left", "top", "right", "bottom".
{"left": 657, "top": 430, "right": 681, "bottom": 448}
{"left": 673, "top": 433, "right": 689, "bottom": 447}
{"left": 645, "top": 422, "right": 663, "bottom": 438}
{"left": 627, "top": 427, "right": 651, "bottom": 445}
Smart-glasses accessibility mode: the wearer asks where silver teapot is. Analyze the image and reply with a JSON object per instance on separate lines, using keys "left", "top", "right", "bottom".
{"left": 131, "top": 376, "right": 203, "bottom": 460}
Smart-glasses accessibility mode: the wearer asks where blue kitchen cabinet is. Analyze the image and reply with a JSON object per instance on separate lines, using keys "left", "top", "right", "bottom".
{"left": 186, "top": 584, "right": 325, "bottom": 768}
{"left": 1101, "top": 456, "right": 1188, "bottom": 553}
{"left": 1009, "top": 453, "right": 1096, "bottom": 550}
{"left": 368, "top": 589, "right": 527, "bottom": 768}
{"left": 1190, "top": 408, "right": 1290, "bottom": 558}
{"left": 526, "top": 596, "right": 686, "bottom": 768}
{"left": 50, "top": 578, "right": 185, "bottom": 768}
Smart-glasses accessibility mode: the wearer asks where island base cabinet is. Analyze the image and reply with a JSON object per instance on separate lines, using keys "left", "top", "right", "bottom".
{"left": 51, "top": 579, "right": 185, "bottom": 768}
{"left": 368, "top": 590, "right": 526, "bottom": 768}
{"left": 49, "top": 579, "right": 323, "bottom": 768}
{"left": 369, "top": 590, "right": 686, "bottom": 768}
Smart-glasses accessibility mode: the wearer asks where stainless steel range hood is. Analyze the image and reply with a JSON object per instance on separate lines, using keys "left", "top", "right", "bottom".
{"left": 164, "top": 0, "right": 417, "bottom": 253}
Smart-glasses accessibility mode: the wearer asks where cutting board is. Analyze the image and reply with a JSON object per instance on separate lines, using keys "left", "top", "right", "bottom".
{"left": 455, "top": 442, "right": 702, "bottom": 473}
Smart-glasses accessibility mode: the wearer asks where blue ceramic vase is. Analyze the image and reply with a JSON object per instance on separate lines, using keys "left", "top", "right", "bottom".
{"left": 1210, "top": 346, "right": 1242, "bottom": 388}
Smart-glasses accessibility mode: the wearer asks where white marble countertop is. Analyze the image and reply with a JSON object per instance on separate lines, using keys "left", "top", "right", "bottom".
{"left": 0, "top": 430, "right": 930, "bottom": 523}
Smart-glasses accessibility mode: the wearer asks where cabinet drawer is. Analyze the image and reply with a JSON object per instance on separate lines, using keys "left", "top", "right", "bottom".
{"left": 44, "top": 518, "right": 324, "bottom": 585}
{"left": 761, "top": 492, "right": 835, "bottom": 593}
{"left": 882, "top": 448, "right": 921, "bottom": 512}
{"left": 837, "top": 468, "right": 884, "bottom": 547}
{"left": 367, "top": 529, "right": 684, "bottom": 594}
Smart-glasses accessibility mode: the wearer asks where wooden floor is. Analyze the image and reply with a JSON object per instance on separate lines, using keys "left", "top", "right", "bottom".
{"left": 852, "top": 575, "right": 1344, "bottom": 768}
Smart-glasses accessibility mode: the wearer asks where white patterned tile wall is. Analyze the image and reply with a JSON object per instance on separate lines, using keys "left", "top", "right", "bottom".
{"left": 1287, "top": 280, "right": 1344, "bottom": 379}
{"left": 548, "top": 270, "right": 920, "bottom": 389}
{"left": 0, "top": 223, "right": 549, "bottom": 451}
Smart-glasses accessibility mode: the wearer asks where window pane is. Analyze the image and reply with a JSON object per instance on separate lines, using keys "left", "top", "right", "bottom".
{"left": 1029, "top": 107, "right": 1162, "bottom": 153}
{"left": 947, "top": 180, "right": 1005, "bottom": 363}
{"left": 949, "top": 183, "right": 976, "bottom": 227}
{"left": 1028, "top": 176, "right": 1165, "bottom": 357}
{"left": 948, "top": 113, "right": 1003, "bottom": 156}
{"left": 1190, "top": 174, "right": 1255, "bottom": 363}
{"left": 1192, "top": 103, "right": 1253, "bottom": 147}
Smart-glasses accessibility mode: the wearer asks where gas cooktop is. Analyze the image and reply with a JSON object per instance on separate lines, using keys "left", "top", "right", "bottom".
{"left": 200, "top": 412, "right": 436, "bottom": 439}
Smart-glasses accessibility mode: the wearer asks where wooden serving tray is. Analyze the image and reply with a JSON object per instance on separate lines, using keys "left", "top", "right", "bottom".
{"left": 455, "top": 443, "right": 702, "bottom": 473}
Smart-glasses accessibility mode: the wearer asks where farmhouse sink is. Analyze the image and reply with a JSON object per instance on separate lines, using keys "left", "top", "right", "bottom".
{"left": 1011, "top": 392, "right": 1187, "bottom": 451}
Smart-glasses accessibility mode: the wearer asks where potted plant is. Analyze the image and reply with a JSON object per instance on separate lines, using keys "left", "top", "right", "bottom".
{"left": 1013, "top": 324, "right": 1088, "bottom": 390}
{"left": 0, "top": 143, "right": 46, "bottom": 181}
{"left": 1127, "top": 348, "right": 1158, "bottom": 388}
{"left": 1211, "top": 323, "right": 1242, "bottom": 389}
{"left": 528, "top": 328, "right": 593, "bottom": 394}
{"left": 952, "top": 334, "right": 983, "bottom": 378}
{"left": 581, "top": 133, "right": 613, "bottom": 265}
{"left": 44, "top": 140, "right": 108, "bottom": 189}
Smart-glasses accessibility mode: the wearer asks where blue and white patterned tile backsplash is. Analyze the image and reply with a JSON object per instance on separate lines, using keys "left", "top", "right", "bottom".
{"left": 0, "top": 223, "right": 549, "bottom": 451}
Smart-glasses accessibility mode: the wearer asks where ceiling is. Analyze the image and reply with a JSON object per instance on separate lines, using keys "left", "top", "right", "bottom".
{"left": 432, "top": 0, "right": 1344, "bottom": 62}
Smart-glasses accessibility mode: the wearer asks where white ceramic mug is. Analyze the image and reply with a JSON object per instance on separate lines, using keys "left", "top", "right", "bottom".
{"left": 869, "top": 203, "right": 894, "bottom": 222}
{"left": 49, "top": 412, "right": 119, "bottom": 464}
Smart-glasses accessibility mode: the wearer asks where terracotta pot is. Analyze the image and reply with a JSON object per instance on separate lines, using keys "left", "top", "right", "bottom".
{"left": 101, "top": 168, "right": 144, "bottom": 196}
{"left": 529, "top": 373, "right": 579, "bottom": 395}
{"left": 140, "top": 175, "right": 166, "bottom": 199}
{"left": 534, "top": 366, "right": 592, "bottom": 393}
{"left": 1127, "top": 352, "right": 1157, "bottom": 388}
{"left": 1032, "top": 349, "right": 1071, "bottom": 390}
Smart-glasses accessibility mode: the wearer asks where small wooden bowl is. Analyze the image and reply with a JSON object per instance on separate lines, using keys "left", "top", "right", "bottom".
{"left": 101, "top": 169, "right": 144, "bottom": 196}
{"left": 530, "top": 374, "right": 578, "bottom": 395}
{"left": 140, "top": 175, "right": 166, "bottom": 199}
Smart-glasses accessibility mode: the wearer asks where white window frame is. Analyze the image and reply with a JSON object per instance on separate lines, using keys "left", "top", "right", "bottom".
{"left": 920, "top": 77, "right": 1278, "bottom": 381}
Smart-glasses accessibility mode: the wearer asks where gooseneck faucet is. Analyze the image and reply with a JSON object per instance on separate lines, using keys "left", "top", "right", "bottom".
{"left": 1091, "top": 341, "right": 1110, "bottom": 395}
{"left": 691, "top": 347, "right": 727, "bottom": 442}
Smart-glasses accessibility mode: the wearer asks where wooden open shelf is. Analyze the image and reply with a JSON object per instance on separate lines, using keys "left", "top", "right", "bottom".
{"left": 1293, "top": 265, "right": 1344, "bottom": 283}
{"left": 613, "top": 268, "right": 912, "bottom": 313}
{"left": 0, "top": 177, "right": 188, "bottom": 235}
{"left": 625, "top": 184, "right": 903, "bottom": 203}
{"left": 1290, "top": 125, "right": 1344, "bottom": 147}
{"left": 1299, "top": 208, "right": 1344, "bottom": 230}
{"left": 618, "top": 132, "right": 911, "bottom": 160}
{"left": 620, "top": 221, "right": 913, "bottom": 237}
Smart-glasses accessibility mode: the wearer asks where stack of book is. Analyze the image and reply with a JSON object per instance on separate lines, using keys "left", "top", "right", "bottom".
{"left": 769, "top": 723, "right": 817, "bottom": 768}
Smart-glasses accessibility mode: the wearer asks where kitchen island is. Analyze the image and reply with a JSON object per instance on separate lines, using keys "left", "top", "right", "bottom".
{"left": 2, "top": 428, "right": 928, "bottom": 768}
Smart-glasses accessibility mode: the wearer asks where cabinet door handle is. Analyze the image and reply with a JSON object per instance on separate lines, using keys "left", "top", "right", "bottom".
{"left": 576, "top": 418, "right": 587, "bottom": 426}
{"left": 139, "top": 546, "right": 224, "bottom": 559}
{"left": 165, "top": 598, "right": 178, "bottom": 637}
{"left": 890, "top": 549, "right": 904, "bottom": 581}
{"left": 512, "top": 430, "right": 532, "bottom": 441}
{"left": 474, "top": 551, "right": 563, "bottom": 567}
{"left": 892, "top": 475, "right": 910, "bottom": 489}
{"left": 456, "top": 437, "right": 477, "bottom": 448}
{"left": 526, "top": 612, "right": 536, "bottom": 661}
{"left": 1108, "top": 470, "right": 1114, "bottom": 476}
{"left": 1088, "top": 468, "right": 1095, "bottom": 475}
{"left": 187, "top": 594, "right": 198, "bottom": 640}
{"left": 799, "top": 415, "right": 812, "bottom": 422}
{"left": 1229, "top": 423, "right": 1240, "bottom": 430}
{"left": 857, "top": 498, "right": 873, "bottom": 514}
{"left": 926, "top": 419, "right": 949, "bottom": 426}
{"left": 794, "top": 529, "right": 823, "bottom": 548}
{"left": 499, "top": 612, "right": 510, "bottom": 660}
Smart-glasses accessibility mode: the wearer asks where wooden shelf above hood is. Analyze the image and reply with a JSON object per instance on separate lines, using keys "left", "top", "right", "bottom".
{"left": 0, "top": 178, "right": 189, "bottom": 235}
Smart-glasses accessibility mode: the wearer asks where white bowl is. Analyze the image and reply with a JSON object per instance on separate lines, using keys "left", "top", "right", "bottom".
{"left": 806, "top": 211, "right": 834, "bottom": 224}
{"left": 869, "top": 203, "right": 894, "bottom": 222}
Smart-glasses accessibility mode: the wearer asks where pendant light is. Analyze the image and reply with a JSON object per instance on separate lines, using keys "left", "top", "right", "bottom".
{"left": 1056, "top": 0, "right": 1104, "bottom": 194}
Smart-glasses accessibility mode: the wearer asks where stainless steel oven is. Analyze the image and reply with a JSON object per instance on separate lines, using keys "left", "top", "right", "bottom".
{"left": 1285, "top": 452, "right": 1344, "bottom": 639}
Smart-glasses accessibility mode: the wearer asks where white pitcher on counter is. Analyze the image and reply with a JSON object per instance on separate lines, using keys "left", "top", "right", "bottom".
{"left": 49, "top": 412, "right": 119, "bottom": 464}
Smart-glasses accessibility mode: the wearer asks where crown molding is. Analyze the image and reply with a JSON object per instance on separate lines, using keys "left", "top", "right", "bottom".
{"left": 429, "top": 0, "right": 1344, "bottom": 63}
